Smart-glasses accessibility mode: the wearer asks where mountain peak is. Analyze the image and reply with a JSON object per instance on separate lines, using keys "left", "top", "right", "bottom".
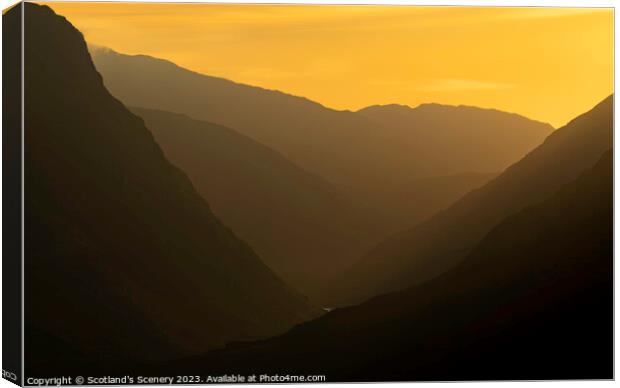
{"left": 360, "top": 101, "right": 553, "bottom": 129}
{"left": 356, "top": 103, "right": 413, "bottom": 113}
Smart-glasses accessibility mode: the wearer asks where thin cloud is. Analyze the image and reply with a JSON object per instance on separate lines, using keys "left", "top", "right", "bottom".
{"left": 418, "top": 79, "right": 514, "bottom": 92}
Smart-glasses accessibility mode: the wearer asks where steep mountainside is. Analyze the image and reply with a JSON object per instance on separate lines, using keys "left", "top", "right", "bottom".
{"left": 165, "top": 149, "right": 612, "bottom": 381}
{"left": 89, "top": 46, "right": 552, "bottom": 233}
{"left": 131, "top": 107, "right": 379, "bottom": 299}
{"left": 327, "top": 95, "right": 612, "bottom": 306}
{"left": 22, "top": 3, "right": 318, "bottom": 374}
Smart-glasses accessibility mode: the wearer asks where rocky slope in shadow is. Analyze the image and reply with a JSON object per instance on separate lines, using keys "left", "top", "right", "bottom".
{"left": 21, "top": 3, "right": 319, "bottom": 375}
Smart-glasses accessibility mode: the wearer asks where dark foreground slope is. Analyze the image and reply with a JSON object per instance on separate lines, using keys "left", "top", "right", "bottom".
{"left": 329, "top": 96, "right": 612, "bottom": 306}
{"left": 90, "top": 47, "right": 552, "bottom": 235}
{"left": 165, "top": 149, "right": 612, "bottom": 381}
{"left": 22, "top": 4, "right": 318, "bottom": 374}
{"left": 131, "top": 107, "right": 378, "bottom": 299}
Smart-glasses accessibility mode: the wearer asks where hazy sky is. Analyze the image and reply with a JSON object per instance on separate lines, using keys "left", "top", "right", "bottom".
{"left": 43, "top": 3, "right": 613, "bottom": 127}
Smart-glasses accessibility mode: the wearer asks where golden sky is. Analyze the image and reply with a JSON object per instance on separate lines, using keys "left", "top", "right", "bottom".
{"left": 43, "top": 2, "right": 613, "bottom": 127}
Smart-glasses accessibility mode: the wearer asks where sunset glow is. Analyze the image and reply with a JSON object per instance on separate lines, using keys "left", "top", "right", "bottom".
{"left": 43, "top": 2, "right": 613, "bottom": 127}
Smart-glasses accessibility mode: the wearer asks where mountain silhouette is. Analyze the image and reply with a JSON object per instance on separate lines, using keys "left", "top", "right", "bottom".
{"left": 90, "top": 46, "right": 552, "bottom": 235}
{"left": 329, "top": 95, "right": 612, "bottom": 306}
{"left": 130, "top": 107, "right": 379, "bottom": 300}
{"left": 21, "top": 3, "right": 319, "bottom": 374}
{"left": 161, "top": 148, "right": 612, "bottom": 381}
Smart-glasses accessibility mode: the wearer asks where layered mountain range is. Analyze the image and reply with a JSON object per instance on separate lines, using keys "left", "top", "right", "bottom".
{"left": 90, "top": 45, "right": 553, "bottom": 233}
{"left": 88, "top": 46, "right": 554, "bottom": 298}
{"left": 15, "top": 3, "right": 612, "bottom": 380}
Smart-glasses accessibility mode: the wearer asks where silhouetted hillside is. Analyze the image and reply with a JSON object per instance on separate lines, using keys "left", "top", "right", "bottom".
{"left": 131, "top": 107, "right": 379, "bottom": 300}
{"left": 21, "top": 3, "right": 318, "bottom": 375}
{"left": 162, "top": 149, "right": 612, "bottom": 381}
{"left": 330, "top": 95, "right": 612, "bottom": 306}
{"left": 90, "top": 46, "right": 552, "bottom": 235}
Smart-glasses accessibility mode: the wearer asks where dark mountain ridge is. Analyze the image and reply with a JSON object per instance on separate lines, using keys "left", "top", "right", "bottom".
{"left": 21, "top": 3, "right": 318, "bottom": 374}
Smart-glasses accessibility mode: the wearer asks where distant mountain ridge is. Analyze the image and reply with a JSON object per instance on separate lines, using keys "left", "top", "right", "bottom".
{"left": 21, "top": 3, "right": 318, "bottom": 374}
{"left": 357, "top": 102, "right": 554, "bottom": 176}
{"left": 89, "top": 45, "right": 554, "bottom": 236}
{"left": 359, "top": 102, "right": 549, "bottom": 126}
